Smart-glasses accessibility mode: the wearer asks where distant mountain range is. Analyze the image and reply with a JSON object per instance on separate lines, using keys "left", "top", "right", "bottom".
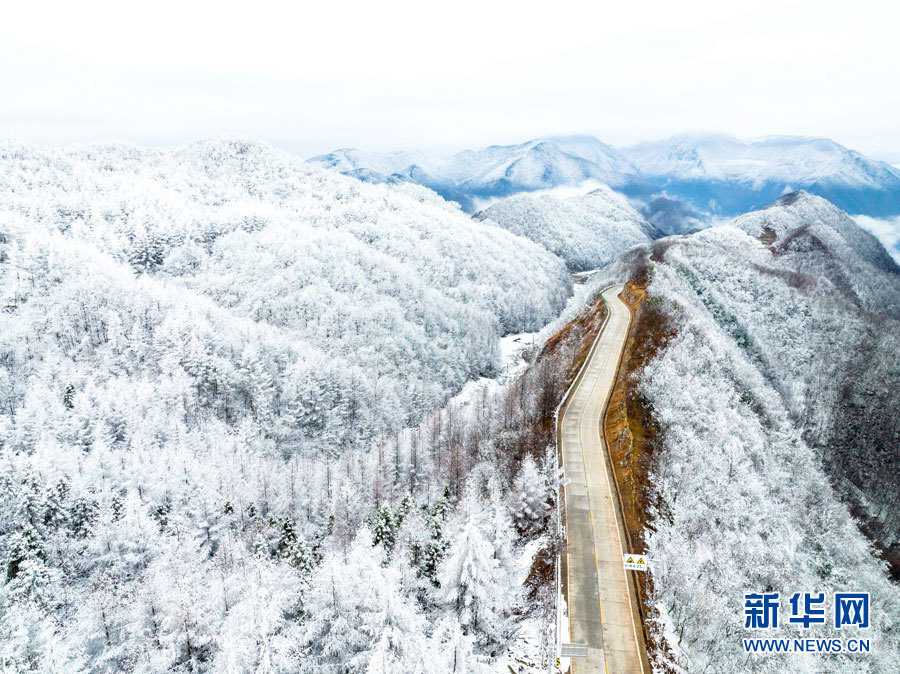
{"left": 307, "top": 133, "right": 900, "bottom": 224}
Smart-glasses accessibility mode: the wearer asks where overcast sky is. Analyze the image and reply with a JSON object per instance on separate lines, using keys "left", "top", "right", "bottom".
{"left": 2, "top": 0, "right": 898, "bottom": 160}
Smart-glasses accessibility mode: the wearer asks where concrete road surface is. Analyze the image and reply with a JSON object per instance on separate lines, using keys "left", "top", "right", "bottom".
{"left": 560, "top": 285, "right": 648, "bottom": 674}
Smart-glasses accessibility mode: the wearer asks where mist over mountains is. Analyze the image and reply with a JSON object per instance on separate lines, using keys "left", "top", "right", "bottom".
{"left": 308, "top": 133, "right": 900, "bottom": 231}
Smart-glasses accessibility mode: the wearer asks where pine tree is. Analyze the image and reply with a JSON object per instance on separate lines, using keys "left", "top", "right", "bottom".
{"left": 241, "top": 344, "right": 275, "bottom": 426}
{"left": 5, "top": 528, "right": 45, "bottom": 583}
{"left": 5, "top": 557, "right": 54, "bottom": 606}
{"left": 284, "top": 536, "right": 315, "bottom": 576}
{"left": 40, "top": 479, "right": 69, "bottom": 529}
{"left": 300, "top": 534, "right": 428, "bottom": 673}
{"left": 512, "top": 454, "right": 549, "bottom": 537}
{"left": 143, "top": 537, "right": 218, "bottom": 672}
{"left": 69, "top": 495, "right": 99, "bottom": 538}
{"left": 63, "top": 383, "right": 76, "bottom": 410}
{"left": 484, "top": 477, "right": 519, "bottom": 587}
{"left": 436, "top": 502, "right": 510, "bottom": 651}
{"left": 370, "top": 505, "right": 396, "bottom": 554}
{"left": 421, "top": 491, "right": 451, "bottom": 582}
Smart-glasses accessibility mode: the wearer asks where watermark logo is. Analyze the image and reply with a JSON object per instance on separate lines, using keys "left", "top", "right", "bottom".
{"left": 834, "top": 593, "right": 869, "bottom": 630}
{"left": 742, "top": 592, "right": 871, "bottom": 654}
{"left": 744, "top": 592, "right": 780, "bottom": 629}
{"left": 788, "top": 592, "right": 825, "bottom": 629}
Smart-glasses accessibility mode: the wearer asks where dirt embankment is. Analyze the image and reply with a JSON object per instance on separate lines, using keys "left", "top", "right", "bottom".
{"left": 521, "top": 287, "right": 611, "bottom": 659}
{"left": 603, "top": 268, "right": 676, "bottom": 664}
{"left": 544, "top": 289, "right": 610, "bottom": 387}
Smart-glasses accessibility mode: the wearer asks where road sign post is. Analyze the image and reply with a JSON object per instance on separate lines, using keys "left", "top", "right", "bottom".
{"left": 623, "top": 553, "right": 649, "bottom": 571}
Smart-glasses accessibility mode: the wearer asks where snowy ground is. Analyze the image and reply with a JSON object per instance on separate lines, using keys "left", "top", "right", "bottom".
{"left": 492, "top": 539, "right": 551, "bottom": 674}
{"left": 498, "top": 271, "right": 601, "bottom": 379}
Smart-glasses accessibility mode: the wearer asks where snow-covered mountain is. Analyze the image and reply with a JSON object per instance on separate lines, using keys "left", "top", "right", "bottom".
{"left": 306, "top": 136, "right": 645, "bottom": 212}
{"left": 475, "top": 185, "right": 662, "bottom": 271}
{"left": 439, "top": 138, "right": 639, "bottom": 198}
{"left": 731, "top": 191, "right": 900, "bottom": 315}
{"left": 624, "top": 133, "right": 900, "bottom": 217}
{"left": 611, "top": 191, "right": 900, "bottom": 671}
{"left": 0, "top": 138, "right": 579, "bottom": 670}
{"left": 307, "top": 148, "right": 479, "bottom": 210}
{"left": 544, "top": 134, "right": 637, "bottom": 173}
{"left": 308, "top": 133, "right": 900, "bottom": 222}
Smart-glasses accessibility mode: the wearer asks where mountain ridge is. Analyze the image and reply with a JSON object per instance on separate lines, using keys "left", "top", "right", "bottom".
{"left": 475, "top": 185, "right": 662, "bottom": 272}
{"left": 307, "top": 133, "right": 900, "bottom": 220}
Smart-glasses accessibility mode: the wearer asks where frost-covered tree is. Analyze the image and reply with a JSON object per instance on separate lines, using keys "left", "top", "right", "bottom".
{"left": 436, "top": 492, "right": 515, "bottom": 652}
{"left": 299, "top": 534, "right": 428, "bottom": 673}
{"left": 511, "top": 454, "right": 550, "bottom": 537}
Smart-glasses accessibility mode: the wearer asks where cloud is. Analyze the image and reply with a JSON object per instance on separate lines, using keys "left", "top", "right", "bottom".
{"left": 470, "top": 179, "right": 612, "bottom": 213}
{"left": 1, "top": 1, "right": 898, "bottom": 157}
{"left": 854, "top": 215, "right": 900, "bottom": 263}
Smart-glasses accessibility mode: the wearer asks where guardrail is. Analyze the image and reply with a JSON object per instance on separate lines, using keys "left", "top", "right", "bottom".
{"left": 549, "top": 286, "right": 613, "bottom": 673}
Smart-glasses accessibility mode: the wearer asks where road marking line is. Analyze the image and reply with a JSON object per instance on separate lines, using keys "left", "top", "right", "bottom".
{"left": 561, "top": 286, "right": 647, "bottom": 674}
{"left": 592, "top": 298, "right": 647, "bottom": 674}
{"left": 570, "top": 289, "right": 646, "bottom": 674}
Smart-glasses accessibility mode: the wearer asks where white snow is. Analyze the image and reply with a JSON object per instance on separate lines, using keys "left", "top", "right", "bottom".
{"left": 624, "top": 133, "right": 900, "bottom": 188}
{"left": 478, "top": 185, "right": 659, "bottom": 271}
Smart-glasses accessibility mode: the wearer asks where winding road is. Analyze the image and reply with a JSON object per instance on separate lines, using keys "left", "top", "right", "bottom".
{"left": 559, "top": 284, "right": 648, "bottom": 673}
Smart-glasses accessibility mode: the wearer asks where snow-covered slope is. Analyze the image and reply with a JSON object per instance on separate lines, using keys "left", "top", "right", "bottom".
{"left": 475, "top": 185, "right": 662, "bottom": 271}
{"left": 614, "top": 193, "right": 900, "bottom": 671}
{"left": 563, "top": 194, "right": 900, "bottom": 671}
{"left": 624, "top": 133, "right": 900, "bottom": 216}
{"left": 0, "top": 138, "right": 575, "bottom": 672}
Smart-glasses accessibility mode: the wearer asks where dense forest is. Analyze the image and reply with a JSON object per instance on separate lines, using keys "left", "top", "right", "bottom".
{"left": 625, "top": 193, "right": 900, "bottom": 671}
{"left": 0, "top": 139, "right": 585, "bottom": 672}
{"left": 2, "top": 138, "right": 899, "bottom": 673}
{"left": 475, "top": 186, "right": 661, "bottom": 272}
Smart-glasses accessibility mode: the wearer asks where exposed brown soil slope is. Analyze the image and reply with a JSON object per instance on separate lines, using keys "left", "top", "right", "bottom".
{"left": 544, "top": 289, "right": 611, "bottom": 387}
{"left": 524, "top": 289, "right": 609, "bottom": 599}
{"left": 603, "top": 269, "right": 677, "bottom": 665}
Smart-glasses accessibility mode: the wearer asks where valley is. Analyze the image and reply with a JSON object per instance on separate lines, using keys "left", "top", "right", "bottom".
{"left": 0, "top": 138, "right": 898, "bottom": 674}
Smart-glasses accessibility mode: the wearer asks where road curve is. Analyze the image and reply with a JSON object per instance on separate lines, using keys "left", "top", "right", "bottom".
{"left": 559, "top": 284, "right": 648, "bottom": 673}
